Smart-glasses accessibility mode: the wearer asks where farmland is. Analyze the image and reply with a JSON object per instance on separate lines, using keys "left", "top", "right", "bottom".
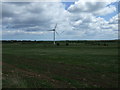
{"left": 2, "top": 40, "right": 119, "bottom": 88}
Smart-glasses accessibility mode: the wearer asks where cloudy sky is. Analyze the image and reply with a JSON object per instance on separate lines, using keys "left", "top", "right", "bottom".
{"left": 2, "top": 0, "right": 120, "bottom": 40}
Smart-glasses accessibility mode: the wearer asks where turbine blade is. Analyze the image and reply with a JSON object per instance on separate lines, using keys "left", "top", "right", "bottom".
{"left": 61, "top": 31, "right": 65, "bottom": 34}
{"left": 47, "top": 29, "right": 54, "bottom": 31}
{"left": 54, "top": 23, "right": 57, "bottom": 29}
{"left": 55, "top": 31, "right": 59, "bottom": 35}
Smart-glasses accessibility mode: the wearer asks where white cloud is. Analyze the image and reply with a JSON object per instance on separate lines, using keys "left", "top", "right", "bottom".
{"left": 2, "top": 1, "right": 119, "bottom": 40}
{"left": 68, "top": 0, "right": 117, "bottom": 16}
{"left": 94, "top": 5, "right": 116, "bottom": 16}
{"left": 2, "top": 29, "right": 45, "bottom": 35}
{"left": 109, "top": 13, "right": 120, "bottom": 24}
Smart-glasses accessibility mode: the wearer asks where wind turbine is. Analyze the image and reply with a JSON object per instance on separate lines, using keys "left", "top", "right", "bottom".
{"left": 48, "top": 24, "right": 59, "bottom": 45}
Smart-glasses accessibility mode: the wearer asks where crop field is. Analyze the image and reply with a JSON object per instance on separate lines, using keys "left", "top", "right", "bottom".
{"left": 2, "top": 41, "right": 119, "bottom": 88}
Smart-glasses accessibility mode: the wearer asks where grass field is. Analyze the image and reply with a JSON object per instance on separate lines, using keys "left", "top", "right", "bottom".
{"left": 2, "top": 41, "right": 119, "bottom": 88}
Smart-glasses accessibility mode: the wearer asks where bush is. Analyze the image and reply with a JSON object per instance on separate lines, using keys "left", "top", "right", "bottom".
{"left": 66, "top": 43, "right": 69, "bottom": 46}
{"left": 56, "top": 43, "right": 60, "bottom": 46}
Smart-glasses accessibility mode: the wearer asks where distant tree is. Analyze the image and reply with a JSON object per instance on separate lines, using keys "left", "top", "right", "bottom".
{"left": 104, "top": 43, "right": 108, "bottom": 46}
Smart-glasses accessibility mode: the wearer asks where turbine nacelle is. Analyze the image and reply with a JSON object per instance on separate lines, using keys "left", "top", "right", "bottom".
{"left": 53, "top": 29, "right": 55, "bottom": 31}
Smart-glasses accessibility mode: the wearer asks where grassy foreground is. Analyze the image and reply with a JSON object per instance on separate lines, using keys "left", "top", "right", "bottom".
{"left": 2, "top": 41, "right": 119, "bottom": 88}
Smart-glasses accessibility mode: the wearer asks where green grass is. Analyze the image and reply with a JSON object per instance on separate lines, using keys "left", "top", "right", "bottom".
{"left": 2, "top": 42, "right": 119, "bottom": 88}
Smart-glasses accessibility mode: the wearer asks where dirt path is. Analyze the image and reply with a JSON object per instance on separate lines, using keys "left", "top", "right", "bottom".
{"left": 2, "top": 62, "right": 74, "bottom": 88}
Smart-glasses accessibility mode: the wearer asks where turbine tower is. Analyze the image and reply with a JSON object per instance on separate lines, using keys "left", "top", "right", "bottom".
{"left": 48, "top": 24, "right": 58, "bottom": 45}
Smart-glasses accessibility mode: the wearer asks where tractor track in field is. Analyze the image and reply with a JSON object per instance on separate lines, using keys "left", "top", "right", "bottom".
{"left": 2, "top": 62, "right": 75, "bottom": 88}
